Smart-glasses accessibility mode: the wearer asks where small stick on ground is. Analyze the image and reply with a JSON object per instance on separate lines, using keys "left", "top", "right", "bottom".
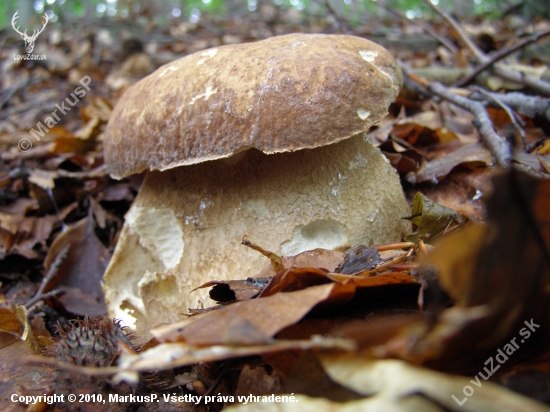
{"left": 404, "top": 68, "right": 511, "bottom": 166}
{"left": 25, "top": 246, "right": 69, "bottom": 308}
{"left": 456, "top": 28, "right": 550, "bottom": 87}
{"left": 471, "top": 86, "right": 527, "bottom": 147}
{"left": 424, "top": 0, "right": 550, "bottom": 96}
{"left": 427, "top": 82, "right": 512, "bottom": 167}
{"left": 423, "top": 0, "right": 486, "bottom": 62}
{"left": 468, "top": 90, "right": 550, "bottom": 121}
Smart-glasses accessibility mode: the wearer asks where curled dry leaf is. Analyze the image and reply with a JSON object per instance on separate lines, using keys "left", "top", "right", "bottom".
{"left": 404, "top": 192, "right": 468, "bottom": 244}
{"left": 114, "top": 337, "right": 354, "bottom": 373}
{"left": 315, "top": 356, "right": 550, "bottom": 412}
{"left": 335, "top": 245, "right": 385, "bottom": 274}
{"left": 152, "top": 284, "right": 346, "bottom": 346}
{"left": 412, "top": 142, "right": 493, "bottom": 184}
{"left": 387, "top": 170, "right": 550, "bottom": 372}
{"left": 0, "top": 202, "right": 75, "bottom": 259}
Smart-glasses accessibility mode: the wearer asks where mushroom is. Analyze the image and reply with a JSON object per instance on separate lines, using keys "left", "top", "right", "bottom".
{"left": 102, "top": 33, "right": 411, "bottom": 336}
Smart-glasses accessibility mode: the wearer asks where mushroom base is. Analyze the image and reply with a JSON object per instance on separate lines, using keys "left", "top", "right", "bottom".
{"left": 103, "top": 134, "right": 411, "bottom": 338}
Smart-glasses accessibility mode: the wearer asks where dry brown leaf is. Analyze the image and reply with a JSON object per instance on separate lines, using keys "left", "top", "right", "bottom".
{"left": 0, "top": 307, "right": 23, "bottom": 336}
{"left": 413, "top": 143, "right": 493, "bottom": 184}
{"left": 0, "top": 332, "right": 55, "bottom": 412}
{"left": 390, "top": 170, "right": 550, "bottom": 371}
{"left": 254, "top": 248, "right": 344, "bottom": 279}
{"left": 0, "top": 202, "right": 75, "bottom": 259}
{"left": 153, "top": 284, "right": 346, "bottom": 346}
{"left": 412, "top": 166, "right": 493, "bottom": 222}
{"left": 379, "top": 139, "right": 425, "bottom": 175}
{"left": 260, "top": 266, "right": 416, "bottom": 298}
{"left": 112, "top": 337, "right": 354, "bottom": 373}
{"left": 44, "top": 216, "right": 110, "bottom": 316}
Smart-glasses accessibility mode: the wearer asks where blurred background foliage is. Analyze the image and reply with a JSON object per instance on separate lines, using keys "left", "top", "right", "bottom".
{"left": 1, "top": 0, "right": 549, "bottom": 30}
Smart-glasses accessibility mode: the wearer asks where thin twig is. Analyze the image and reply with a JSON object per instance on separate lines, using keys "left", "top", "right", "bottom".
{"left": 456, "top": 28, "right": 550, "bottom": 87}
{"left": 423, "top": 0, "right": 486, "bottom": 62}
{"left": 492, "top": 66, "right": 550, "bottom": 96}
{"left": 425, "top": 0, "right": 550, "bottom": 96}
{"left": 25, "top": 246, "right": 69, "bottom": 308}
{"left": 468, "top": 90, "right": 550, "bottom": 121}
{"left": 426, "top": 82, "right": 512, "bottom": 167}
{"left": 471, "top": 86, "right": 526, "bottom": 146}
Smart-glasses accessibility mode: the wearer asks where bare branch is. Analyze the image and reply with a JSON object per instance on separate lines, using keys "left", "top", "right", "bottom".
{"left": 424, "top": 0, "right": 550, "bottom": 96}
{"left": 468, "top": 90, "right": 550, "bottom": 121}
{"left": 456, "top": 28, "right": 550, "bottom": 87}
{"left": 423, "top": 0, "right": 486, "bottom": 62}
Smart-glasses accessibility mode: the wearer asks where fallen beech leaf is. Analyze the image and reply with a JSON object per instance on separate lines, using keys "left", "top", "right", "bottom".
{"left": 0, "top": 203, "right": 75, "bottom": 259}
{"left": 14, "top": 305, "right": 40, "bottom": 354}
{"left": 327, "top": 272, "right": 417, "bottom": 288}
{"left": 429, "top": 170, "right": 550, "bottom": 308}
{"left": 514, "top": 151, "right": 546, "bottom": 175}
{"left": 412, "top": 166, "right": 493, "bottom": 222}
{"left": 0, "top": 306, "right": 40, "bottom": 354}
{"left": 51, "top": 136, "right": 95, "bottom": 155}
{"left": 0, "top": 333, "right": 55, "bottom": 412}
{"left": 80, "top": 96, "right": 112, "bottom": 123}
{"left": 392, "top": 111, "right": 446, "bottom": 147}
{"left": 44, "top": 216, "right": 110, "bottom": 316}
{"left": 0, "top": 308, "right": 23, "bottom": 337}
{"left": 395, "top": 170, "right": 550, "bottom": 371}
{"left": 404, "top": 192, "right": 468, "bottom": 244}
{"left": 260, "top": 267, "right": 332, "bottom": 297}
{"left": 254, "top": 248, "right": 344, "bottom": 279}
{"left": 539, "top": 154, "right": 550, "bottom": 174}
{"left": 153, "top": 284, "right": 343, "bottom": 346}
{"left": 0, "top": 198, "right": 38, "bottom": 216}
{"left": 335, "top": 245, "right": 385, "bottom": 274}
{"left": 262, "top": 351, "right": 360, "bottom": 402}
{"left": 412, "top": 143, "right": 493, "bottom": 184}
{"left": 314, "top": 355, "right": 550, "bottom": 412}
{"left": 260, "top": 266, "right": 416, "bottom": 298}
{"left": 113, "top": 337, "right": 354, "bottom": 373}
{"left": 378, "top": 139, "right": 425, "bottom": 170}
{"left": 227, "top": 393, "right": 445, "bottom": 412}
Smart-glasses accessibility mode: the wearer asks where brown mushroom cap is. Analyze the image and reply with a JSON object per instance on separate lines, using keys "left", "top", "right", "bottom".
{"left": 104, "top": 33, "right": 402, "bottom": 179}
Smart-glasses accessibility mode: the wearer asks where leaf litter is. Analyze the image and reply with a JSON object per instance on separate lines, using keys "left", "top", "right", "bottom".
{"left": 0, "top": 4, "right": 550, "bottom": 411}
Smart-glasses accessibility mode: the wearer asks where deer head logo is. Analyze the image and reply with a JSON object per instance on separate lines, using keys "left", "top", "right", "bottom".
{"left": 11, "top": 11, "right": 49, "bottom": 54}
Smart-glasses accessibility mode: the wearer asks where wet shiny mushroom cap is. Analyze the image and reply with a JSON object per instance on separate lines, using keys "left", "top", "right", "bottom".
{"left": 103, "top": 33, "right": 402, "bottom": 179}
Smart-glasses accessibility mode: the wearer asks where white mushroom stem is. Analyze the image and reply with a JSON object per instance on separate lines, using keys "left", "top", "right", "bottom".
{"left": 103, "top": 134, "right": 410, "bottom": 338}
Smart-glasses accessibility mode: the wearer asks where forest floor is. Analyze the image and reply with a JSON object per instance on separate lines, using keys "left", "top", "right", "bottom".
{"left": 1, "top": 4, "right": 550, "bottom": 411}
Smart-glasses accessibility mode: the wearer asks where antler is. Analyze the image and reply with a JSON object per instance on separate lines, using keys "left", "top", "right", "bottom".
{"left": 28, "top": 13, "right": 49, "bottom": 41}
{"left": 11, "top": 11, "right": 27, "bottom": 38}
{"left": 11, "top": 11, "right": 49, "bottom": 41}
